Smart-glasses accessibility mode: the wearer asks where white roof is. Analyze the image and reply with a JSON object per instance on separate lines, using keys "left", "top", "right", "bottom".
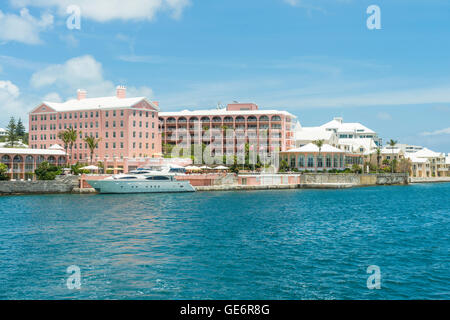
{"left": 406, "top": 155, "right": 428, "bottom": 163}
{"left": 0, "top": 147, "right": 66, "bottom": 156}
{"left": 282, "top": 143, "right": 344, "bottom": 153}
{"left": 320, "top": 118, "right": 376, "bottom": 134}
{"left": 0, "top": 128, "right": 6, "bottom": 132}
{"left": 339, "top": 138, "right": 378, "bottom": 154}
{"left": 381, "top": 146, "right": 402, "bottom": 154}
{"left": 411, "top": 147, "right": 443, "bottom": 158}
{"left": 48, "top": 144, "right": 64, "bottom": 150}
{"left": 33, "top": 96, "right": 157, "bottom": 113}
{"left": 295, "top": 127, "right": 334, "bottom": 141}
{"left": 160, "top": 108, "right": 296, "bottom": 118}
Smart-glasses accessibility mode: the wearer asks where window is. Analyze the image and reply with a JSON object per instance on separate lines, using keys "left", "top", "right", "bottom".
{"left": 317, "top": 156, "right": 323, "bottom": 168}
{"left": 298, "top": 155, "right": 304, "bottom": 168}
{"left": 307, "top": 155, "right": 314, "bottom": 168}
{"left": 326, "top": 155, "right": 332, "bottom": 168}
{"left": 147, "top": 176, "right": 169, "bottom": 181}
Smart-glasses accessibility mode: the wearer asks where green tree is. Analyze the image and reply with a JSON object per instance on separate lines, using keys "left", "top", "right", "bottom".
{"left": 58, "top": 130, "right": 71, "bottom": 164}
{"left": 388, "top": 139, "right": 398, "bottom": 173}
{"left": 35, "top": 161, "right": 61, "bottom": 180}
{"left": 376, "top": 147, "right": 381, "bottom": 171}
{"left": 15, "top": 118, "right": 26, "bottom": 139}
{"left": 66, "top": 128, "right": 79, "bottom": 161}
{"left": 84, "top": 136, "right": 102, "bottom": 164}
{"left": 279, "top": 159, "right": 289, "bottom": 172}
{"left": 0, "top": 163, "right": 10, "bottom": 180}
{"left": 313, "top": 139, "right": 324, "bottom": 173}
{"left": 6, "top": 117, "right": 18, "bottom": 148}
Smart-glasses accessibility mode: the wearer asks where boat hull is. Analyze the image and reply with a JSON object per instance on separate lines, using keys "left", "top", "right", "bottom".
{"left": 87, "top": 179, "right": 196, "bottom": 194}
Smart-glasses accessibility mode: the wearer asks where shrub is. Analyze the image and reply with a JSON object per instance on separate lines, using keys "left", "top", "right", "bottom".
{"left": 0, "top": 163, "right": 10, "bottom": 181}
{"left": 35, "top": 161, "right": 62, "bottom": 180}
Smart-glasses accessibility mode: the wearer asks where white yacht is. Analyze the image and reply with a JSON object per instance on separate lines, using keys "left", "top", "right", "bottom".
{"left": 87, "top": 169, "right": 195, "bottom": 193}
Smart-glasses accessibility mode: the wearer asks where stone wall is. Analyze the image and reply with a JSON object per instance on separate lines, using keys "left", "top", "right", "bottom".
{"left": 374, "top": 173, "right": 409, "bottom": 185}
{"left": 0, "top": 176, "right": 79, "bottom": 195}
{"left": 299, "top": 173, "right": 408, "bottom": 186}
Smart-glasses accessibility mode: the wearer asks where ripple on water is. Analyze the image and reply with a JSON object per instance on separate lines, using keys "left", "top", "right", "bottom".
{"left": 0, "top": 183, "right": 449, "bottom": 299}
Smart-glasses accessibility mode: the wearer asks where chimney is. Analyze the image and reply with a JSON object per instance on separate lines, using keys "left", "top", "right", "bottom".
{"left": 116, "top": 85, "right": 126, "bottom": 99}
{"left": 77, "top": 89, "right": 87, "bottom": 100}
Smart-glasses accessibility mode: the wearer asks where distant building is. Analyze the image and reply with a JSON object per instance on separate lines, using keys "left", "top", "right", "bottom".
{"left": 159, "top": 103, "right": 297, "bottom": 157}
{"left": 295, "top": 117, "right": 381, "bottom": 159}
{"left": 0, "top": 144, "right": 67, "bottom": 180}
{"left": 0, "top": 128, "right": 7, "bottom": 137}
{"left": 396, "top": 143, "right": 424, "bottom": 153}
{"left": 28, "top": 86, "right": 161, "bottom": 172}
{"left": 279, "top": 143, "right": 362, "bottom": 171}
{"left": 405, "top": 148, "right": 447, "bottom": 177}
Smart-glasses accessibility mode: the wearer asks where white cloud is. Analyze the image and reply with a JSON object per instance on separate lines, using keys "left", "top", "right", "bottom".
{"left": 0, "top": 8, "right": 53, "bottom": 44}
{"left": 30, "top": 55, "right": 154, "bottom": 99}
{"left": 10, "top": 0, "right": 191, "bottom": 22}
{"left": 31, "top": 55, "right": 107, "bottom": 90}
{"left": 42, "top": 92, "right": 62, "bottom": 102}
{"left": 0, "top": 80, "right": 20, "bottom": 98}
{"left": 421, "top": 128, "right": 450, "bottom": 136}
{"left": 0, "top": 80, "right": 30, "bottom": 126}
{"left": 283, "top": 0, "right": 351, "bottom": 13}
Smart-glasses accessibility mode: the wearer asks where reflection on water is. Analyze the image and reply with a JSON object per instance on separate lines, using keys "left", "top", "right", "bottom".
{"left": 0, "top": 184, "right": 449, "bottom": 299}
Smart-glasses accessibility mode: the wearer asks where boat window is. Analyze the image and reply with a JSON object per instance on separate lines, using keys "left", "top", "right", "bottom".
{"left": 147, "top": 176, "right": 170, "bottom": 181}
{"left": 118, "top": 176, "right": 138, "bottom": 179}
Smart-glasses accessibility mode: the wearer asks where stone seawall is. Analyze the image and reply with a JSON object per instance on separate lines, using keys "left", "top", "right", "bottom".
{"left": 409, "top": 177, "right": 450, "bottom": 183}
{"left": 0, "top": 176, "right": 79, "bottom": 195}
{"left": 300, "top": 173, "right": 408, "bottom": 186}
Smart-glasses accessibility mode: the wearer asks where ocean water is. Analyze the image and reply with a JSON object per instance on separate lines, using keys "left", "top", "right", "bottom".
{"left": 0, "top": 183, "right": 449, "bottom": 300}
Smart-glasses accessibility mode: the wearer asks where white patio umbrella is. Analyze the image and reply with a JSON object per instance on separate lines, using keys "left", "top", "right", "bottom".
{"left": 200, "top": 165, "right": 212, "bottom": 169}
{"left": 214, "top": 165, "right": 229, "bottom": 170}
{"left": 185, "top": 165, "right": 201, "bottom": 171}
{"left": 80, "top": 165, "right": 99, "bottom": 170}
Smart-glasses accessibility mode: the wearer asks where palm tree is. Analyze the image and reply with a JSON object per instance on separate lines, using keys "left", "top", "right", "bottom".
{"left": 58, "top": 130, "right": 71, "bottom": 165}
{"left": 313, "top": 139, "right": 324, "bottom": 173}
{"left": 84, "top": 136, "right": 102, "bottom": 164}
{"left": 388, "top": 139, "right": 398, "bottom": 173}
{"left": 376, "top": 147, "right": 381, "bottom": 172}
{"left": 66, "top": 128, "right": 79, "bottom": 162}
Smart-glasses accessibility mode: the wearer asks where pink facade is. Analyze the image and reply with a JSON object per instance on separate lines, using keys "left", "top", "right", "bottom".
{"left": 29, "top": 87, "right": 161, "bottom": 172}
{"left": 159, "top": 103, "right": 296, "bottom": 156}
{"left": 0, "top": 148, "right": 66, "bottom": 180}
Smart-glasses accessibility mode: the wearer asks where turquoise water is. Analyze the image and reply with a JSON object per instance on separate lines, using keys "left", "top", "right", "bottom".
{"left": 0, "top": 183, "right": 449, "bottom": 299}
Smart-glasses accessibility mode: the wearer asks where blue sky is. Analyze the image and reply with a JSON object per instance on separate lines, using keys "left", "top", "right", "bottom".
{"left": 1, "top": 0, "right": 450, "bottom": 151}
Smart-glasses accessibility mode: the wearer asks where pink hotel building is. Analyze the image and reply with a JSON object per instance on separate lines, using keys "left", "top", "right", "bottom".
{"left": 159, "top": 103, "right": 297, "bottom": 156}
{"left": 29, "top": 87, "right": 296, "bottom": 172}
{"left": 29, "top": 86, "right": 161, "bottom": 172}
